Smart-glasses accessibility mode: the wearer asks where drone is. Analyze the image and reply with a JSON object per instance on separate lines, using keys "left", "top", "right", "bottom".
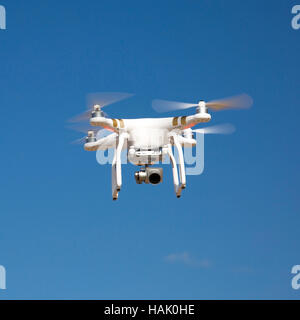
{"left": 69, "top": 92, "right": 252, "bottom": 200}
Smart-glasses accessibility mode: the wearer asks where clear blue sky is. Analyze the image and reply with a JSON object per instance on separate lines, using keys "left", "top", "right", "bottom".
{"left": 0, "top": 0, "right": 299, "bottom": 299}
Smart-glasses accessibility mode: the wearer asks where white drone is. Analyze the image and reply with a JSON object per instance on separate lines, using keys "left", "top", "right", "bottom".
{"left": 69, "top": 92, "right": 252, "bottom": 200}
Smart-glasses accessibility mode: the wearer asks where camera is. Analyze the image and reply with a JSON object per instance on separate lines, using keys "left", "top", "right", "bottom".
{"left": 134, "top": 167, "right": 163, "bottom": 185}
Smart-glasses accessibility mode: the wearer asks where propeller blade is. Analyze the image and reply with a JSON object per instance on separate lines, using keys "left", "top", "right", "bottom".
{"left": 152, "top": 93, "right": 253, "bottom": 113}
{"left": 71, "top": 136, "right": 87, "bottom": 145}
{"left": 206, "top": 93, "right": 253, "bottom": 111}
{"left": 66, "top": 123, "right": 97, "bottom": 134}
{"left": 152, "top": 99, "right": 197, "bottom": 113}
{"left": 86, "top": 92, "right": 134, "bottom": 109}
{"left": 192, "top": 123, "right": 236, "bottom": 135}
{"left": 68, "top": 110, "right": 92, "bottom": 123}
{"left": 69, "top": 92, "right": 134, "bottom": 123}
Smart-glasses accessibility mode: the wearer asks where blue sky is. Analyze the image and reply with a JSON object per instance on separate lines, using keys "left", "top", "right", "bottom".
{"left": 0, "top": 0, "right": 299, "bottom": 299}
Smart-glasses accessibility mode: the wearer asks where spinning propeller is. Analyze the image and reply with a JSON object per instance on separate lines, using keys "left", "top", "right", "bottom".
{"left": 152, "top": 93, "right": 253, "bottom": 113}
{"left": 191, "top": 123, "right": 236, "bottom": 135}
{"left": 69, "top": 92, "right": 134, "bottom": 123}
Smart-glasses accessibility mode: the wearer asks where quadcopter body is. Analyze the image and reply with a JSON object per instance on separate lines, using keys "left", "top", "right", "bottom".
{"left": 70, "top": 93, "right": 252, "bottom": 200}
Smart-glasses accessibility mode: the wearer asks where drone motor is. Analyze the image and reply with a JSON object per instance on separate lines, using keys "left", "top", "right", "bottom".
{"left": 91, "top": 105, "right": 106, "bottom": 118}
{"left": 85, "top": 131, "right": 97, "bottom": 143}
{"left": 196, "top": 100, "right": 208, "bottom": 114}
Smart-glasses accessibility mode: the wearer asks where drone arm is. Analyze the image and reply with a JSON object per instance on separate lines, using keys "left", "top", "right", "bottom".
{"left": 169, "top": 113, "right": 211, "bottom": 131}
{"left": 90, "top": 117, "right": 124, "bottom": 132}
{"left": 84, "top": 133, "right": 118, "bottom": 151}
{"left": 187, "top": 113, "right": 211, "bottom": 128}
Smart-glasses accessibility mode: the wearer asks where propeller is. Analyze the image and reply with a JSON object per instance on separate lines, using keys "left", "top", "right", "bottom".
{"left": 152, "top": 93, "right": 253, "bottom": 113}
{"left": 192, "top": 123, "right": 236, "bottom": 135}
{"left": 69, "top": 92, "right": 134, "bottom": 123}
{"left": 71, "top": 135, "right": 92, "bottom": 145}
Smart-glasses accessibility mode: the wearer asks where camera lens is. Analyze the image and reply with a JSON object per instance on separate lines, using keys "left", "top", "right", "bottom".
{"left": 148, "top": 173, "right": 161, "bottom": 185}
